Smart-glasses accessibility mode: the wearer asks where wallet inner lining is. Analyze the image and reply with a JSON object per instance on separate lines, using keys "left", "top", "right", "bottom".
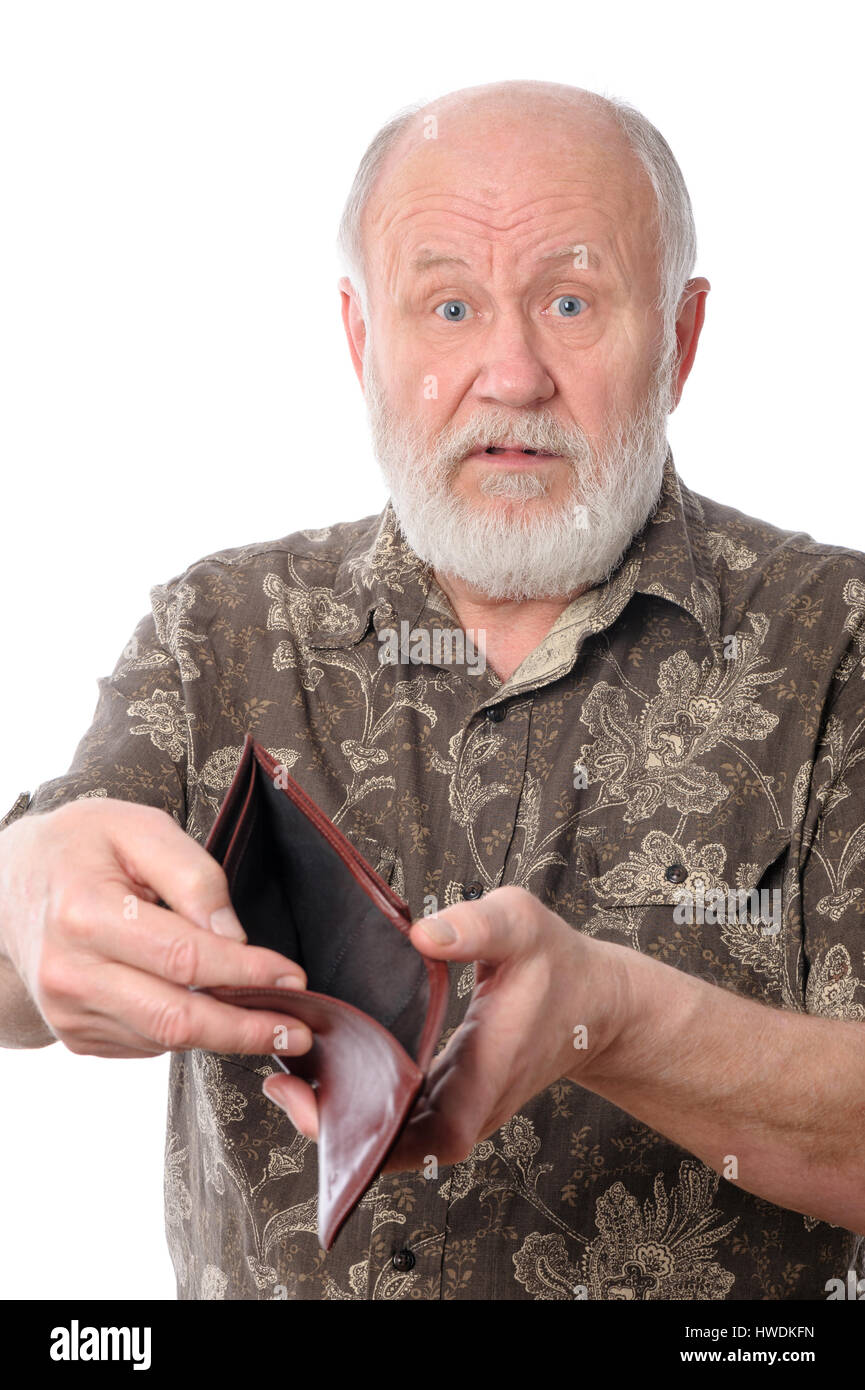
{"left": 227, "top": 763, "right": 430, "bottom": 1061}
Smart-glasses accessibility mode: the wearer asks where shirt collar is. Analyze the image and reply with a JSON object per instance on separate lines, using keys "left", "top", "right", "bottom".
{"left": 631, "top": 448, "right": 721, "bottom": 650}
{"left": 306, "top": 500, "right": 432, "bottom": 650}
{"left": 306, "top": 448, "right": 720, "bottom": 656}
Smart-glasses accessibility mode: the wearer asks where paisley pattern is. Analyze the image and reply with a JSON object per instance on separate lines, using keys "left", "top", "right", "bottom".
{"left": 4, "top": 451, "right": 865, "bottom": 1299}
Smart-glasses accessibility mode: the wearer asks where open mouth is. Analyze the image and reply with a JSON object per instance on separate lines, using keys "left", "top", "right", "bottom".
{"left": 482, "top": 446, "right": 558, "bottom": 457}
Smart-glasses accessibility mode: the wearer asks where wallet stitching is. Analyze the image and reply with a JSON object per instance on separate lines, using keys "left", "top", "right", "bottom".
{"left": 379, "top": 965, "right": 428, "bottom": 1038}
{"left": 315, "top": 912, "right": 429, "bottom": 1038}
{"left": 316, "top": 916, "right": 364, "bottom": 995}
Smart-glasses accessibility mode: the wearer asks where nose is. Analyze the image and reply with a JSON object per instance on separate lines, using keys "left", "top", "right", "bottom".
{"left": 470, "top": 313, "right": 556, "bottom": 409}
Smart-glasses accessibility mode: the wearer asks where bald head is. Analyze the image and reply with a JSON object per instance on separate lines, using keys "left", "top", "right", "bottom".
{"left": 371, "top": 80, "right": 648, "bottom": 192}
{"left": 369, "top": 83, "right": 652, "bottom": 228}
{"left": 339, "top": 80, "right": 695, "bottom": 339}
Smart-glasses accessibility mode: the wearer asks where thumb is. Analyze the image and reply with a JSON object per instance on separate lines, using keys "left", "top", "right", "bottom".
{"left": 409, "top": 885, "right": 533, "bottom": 965}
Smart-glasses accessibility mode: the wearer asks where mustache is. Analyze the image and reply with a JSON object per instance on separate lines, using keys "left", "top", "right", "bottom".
{"left": 430, "top": 409, "right": 592, "bottom": 471}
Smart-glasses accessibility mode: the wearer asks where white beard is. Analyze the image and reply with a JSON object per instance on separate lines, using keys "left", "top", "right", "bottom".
{"left": 363, "top": 343, "right": 676, "bottom": 602}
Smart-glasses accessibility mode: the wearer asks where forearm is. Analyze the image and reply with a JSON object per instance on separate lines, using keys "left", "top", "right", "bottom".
{"left": 578, "top": 944, "right": 865, "bottom": 1233}
{"left": 0, "top": 945, "right": 55, "bottom": 1048}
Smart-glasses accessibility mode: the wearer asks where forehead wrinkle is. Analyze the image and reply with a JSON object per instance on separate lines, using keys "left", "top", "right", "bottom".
{"left": 362, "top": 98, "right": 658, "bottom": 308}
{"left": 373, "top": 180, "right": 643, "bottom": 267}
{"left": 387, "top": 220, "right": 634, "bottom": 298}
{"left": 379, "top": 202, "right": 618, "bottom": 260}
{"left": 372, "top": 176, "right": 637, "bottom": 228}
{"left": 370, "top": 178, "right": 650, "bottom": 304}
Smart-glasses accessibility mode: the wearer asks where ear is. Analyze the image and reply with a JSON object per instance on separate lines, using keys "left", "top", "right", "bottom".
{"left": 670, "top": 277, "right": 710, "bottom": 409}
{"left": 339, "top": 276, "right": 367, "bottom": 390}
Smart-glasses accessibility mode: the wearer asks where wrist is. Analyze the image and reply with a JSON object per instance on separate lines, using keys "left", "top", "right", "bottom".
{"left": 561, "top": 935, "right": 635, "bottom": 1087}
{"left": 565, "top": 937, "right": 704, "bottom": 1092}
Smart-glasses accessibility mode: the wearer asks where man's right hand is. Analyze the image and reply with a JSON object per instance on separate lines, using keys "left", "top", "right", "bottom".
{"left": 0, "top": 798, "right": 312, "bottom": 1058}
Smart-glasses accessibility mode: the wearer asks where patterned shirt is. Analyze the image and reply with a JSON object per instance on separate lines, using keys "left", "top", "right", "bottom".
{"left": 4, "top": 451, "right": 865, "bottom": 1300}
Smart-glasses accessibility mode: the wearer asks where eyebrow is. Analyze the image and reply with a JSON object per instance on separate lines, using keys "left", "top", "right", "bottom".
{"left": 409, "top": 250, "right": 472, "bottom": 274}
{"left": 408, "top": 244, "right": 603, "bottom": 275}
{"left": 538, "top": 243, "right": 603, "bottom": 270}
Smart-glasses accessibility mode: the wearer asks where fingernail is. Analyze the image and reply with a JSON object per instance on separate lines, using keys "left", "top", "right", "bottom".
{"left": 209, "top": 906, "right": 247, "bottom": 940}
{"left": 262, "top": 1076, "right": 285, "bottom": 1104}
{"left": 420, "top": 916, "right": 457, "bottom": 944}
{"left": 274, "top": 974, "right": 305, "bottom": 989}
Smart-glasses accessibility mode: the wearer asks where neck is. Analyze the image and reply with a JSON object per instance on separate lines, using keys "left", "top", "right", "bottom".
{"left": 433, "top": 569, "right": 591, "bottom": 683}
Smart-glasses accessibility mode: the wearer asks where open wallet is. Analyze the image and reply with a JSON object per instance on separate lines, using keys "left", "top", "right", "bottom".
{"left": 198, "top": 734, "right": 449, "bottom": 1250}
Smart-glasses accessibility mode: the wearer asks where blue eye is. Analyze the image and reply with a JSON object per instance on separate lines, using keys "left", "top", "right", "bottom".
{"left": 435, "top": 300, "right": 471, "bottom": 321}
{"left": 551, "top": 295, "right": 587, "bottom": 317}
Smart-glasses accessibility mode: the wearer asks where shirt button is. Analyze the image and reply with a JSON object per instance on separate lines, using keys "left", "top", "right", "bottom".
{"left": 391, "top": 1248, "right": 415, "bottom": 1271}
{"left": 462, "top": 881, "right": 484, "bottom": 900}
{"left": 664, "top": 863, "right": 688, "bottom": 884}
{"left": 485, "top": 704, "right": 506, "bottom": 722}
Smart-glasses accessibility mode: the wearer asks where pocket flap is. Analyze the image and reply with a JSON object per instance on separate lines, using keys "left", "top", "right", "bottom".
{"left": 586, "top": 826, "right": 792, "bottom": 909}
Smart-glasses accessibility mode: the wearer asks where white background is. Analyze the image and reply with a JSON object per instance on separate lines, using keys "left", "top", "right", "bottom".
{"left": 0, "top": 0, "right": 862, "bottom": 1300}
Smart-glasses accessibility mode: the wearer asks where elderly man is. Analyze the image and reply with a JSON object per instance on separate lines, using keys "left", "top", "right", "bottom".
{"left": 1, "top": 80, "right": 864, "bottom": 1303}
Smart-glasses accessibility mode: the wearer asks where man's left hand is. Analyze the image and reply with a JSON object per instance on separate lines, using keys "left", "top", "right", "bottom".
{"left": 261, "top": 885, "right": 628, "bottom": 1170}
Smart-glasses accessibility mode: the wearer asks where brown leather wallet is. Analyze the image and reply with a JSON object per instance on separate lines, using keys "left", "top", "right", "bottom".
{"left": 199, "top": 734, "right": 449, "bottom": 1250}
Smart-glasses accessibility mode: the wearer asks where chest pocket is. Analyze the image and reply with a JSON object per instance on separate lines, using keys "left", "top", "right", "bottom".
{"left": 580, "top": 827, "right": 794, "bottom": 1007}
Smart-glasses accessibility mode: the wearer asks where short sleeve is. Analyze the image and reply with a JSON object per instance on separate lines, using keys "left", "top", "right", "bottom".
{"left": 798, "top": 655, "right": 865, "bottom": 1021}
{"left": 0, "top": 603, "right": 189, "bottom": 834}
